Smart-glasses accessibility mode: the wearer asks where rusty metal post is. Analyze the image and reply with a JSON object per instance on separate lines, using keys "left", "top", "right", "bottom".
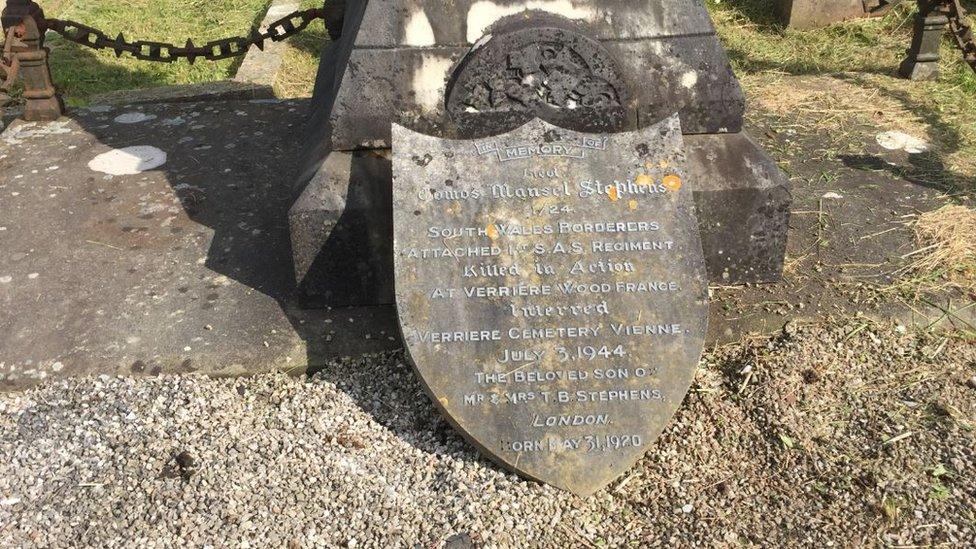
{"left": 0, "top": 0, "right": 29, "bottom": 28}
{"left": 899, "top": 1, "right": 949, "bottom": 80}
{"left": 2, "top": 0, "right": 62, "bottom": 120}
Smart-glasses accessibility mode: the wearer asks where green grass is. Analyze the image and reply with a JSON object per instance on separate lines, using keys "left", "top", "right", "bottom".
{"left": 711, "top": 0, "right": 975, "bottom": 88}
{"left": 709, "top": 0, "right": 976, "bottom": 186}
{"left": 38, "top": 0, "right": 272, "bottom": 104}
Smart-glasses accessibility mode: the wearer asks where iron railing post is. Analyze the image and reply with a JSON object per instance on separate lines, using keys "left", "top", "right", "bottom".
{"left": 900, "top": 0, "right": 950, "bottom": 80}
{"left": 2, "top": 0, "right": 62, "bottom": 121}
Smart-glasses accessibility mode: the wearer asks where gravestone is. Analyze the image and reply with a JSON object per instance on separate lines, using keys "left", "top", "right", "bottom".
{"left": 777, "top": 0, "right": 874, "bottom": 29}
{"left": 289, "top": 0, "right": 792, "bottom": 307}
{"left": 393, "top": 115, "right": 708, "bottom": 495}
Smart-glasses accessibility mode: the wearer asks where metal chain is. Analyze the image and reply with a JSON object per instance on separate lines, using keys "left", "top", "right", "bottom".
{"left": 43, "top": 7, "right": 328, "bottom": 64}
{"left": 941, "top": 0, "right": 976, "bottom": 73}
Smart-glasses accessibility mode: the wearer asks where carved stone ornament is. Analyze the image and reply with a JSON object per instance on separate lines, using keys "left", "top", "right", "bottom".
{"left": 446, "top": 24, "right": 632, "bottom": 137}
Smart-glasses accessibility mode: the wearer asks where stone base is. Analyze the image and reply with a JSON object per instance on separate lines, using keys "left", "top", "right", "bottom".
{"left": 898, "top": 10, "right": 949, "bottom": 82}
{"left": 778, "top": 0, "right": 870, "bottom": 29}
{"left": 290, "top": 149, "right": 395, "bottom": 307}
{"left": 23, "top": 95, "right": 62, "bottom": 121}
{"left": 685, "top": 133, "right": 791, "bottom": 284}
{"left": 899, "top": 59, "right": 941, "bottom": 81}
{"left": 289, "top": 132, "right": 791, "bottom": 307}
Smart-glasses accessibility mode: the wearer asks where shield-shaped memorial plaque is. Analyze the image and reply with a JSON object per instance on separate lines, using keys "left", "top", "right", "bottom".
{"left": 392, "top": 115, "right": 708, "bottom": 496}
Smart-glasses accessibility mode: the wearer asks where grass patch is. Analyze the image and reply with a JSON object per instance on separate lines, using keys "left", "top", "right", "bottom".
{"left": 711, "top": 1, "right": 976, "bottom": 185}
{"left": 897, "top": 205, "right": 976, "bottom": 295}
{"left": 38, "top": 0, "right": 272, "bottom": 104}
{"left": 274, "top": 0, "right": 329, "bottom": 98}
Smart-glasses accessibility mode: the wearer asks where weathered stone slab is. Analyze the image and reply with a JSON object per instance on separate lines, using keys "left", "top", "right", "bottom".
{"left": 0, "top": 100, "right": 401, "bottom": 391}
{"left": 392, "top": 116, "right": 708, "bottom": 495}
{"left": 777, "top": 0, "right": 870, "bottom": 29}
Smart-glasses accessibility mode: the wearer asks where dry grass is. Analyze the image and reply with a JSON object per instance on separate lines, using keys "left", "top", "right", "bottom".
{"left": 889, "top": 204, "right": 976, "bottom": 296}
{"left": 273, "top": 0, "right": 328, "bottom": 98}
{"left": 749, "top": 75, "right": 929, "bottom": 136}
{"left": 903, "top": 205, "right": 976, "bottom": 293}
{"left": 712, "top": 1, "right": 976, "bottom": 187}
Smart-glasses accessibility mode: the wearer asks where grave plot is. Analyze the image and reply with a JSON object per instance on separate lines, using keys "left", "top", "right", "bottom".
{"left": 0, "top": 0, "right": 973, "bottom": 546}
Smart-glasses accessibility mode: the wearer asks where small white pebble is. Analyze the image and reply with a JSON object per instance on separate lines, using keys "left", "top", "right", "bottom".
{"left": 183, "top": 346, "right": 191, "bottom": 352}
{"left": 114, "top": 112, "right": 157, "bottom": 124}
{"left": 682, "top": 504, "right": 693, "bottom": 513}
{"left": 0, "top": 276, "right": 12, "bottom": 283}
{"left": 51, "top": 362, "right": 63, "bottom": 372}
{"left": 27, "top": 273, "right": 38, "bottom": 279}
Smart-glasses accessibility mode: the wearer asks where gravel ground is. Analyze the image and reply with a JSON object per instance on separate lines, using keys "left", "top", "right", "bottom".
{"left": 1, "top": 320, "right": 974, "bottom": 547}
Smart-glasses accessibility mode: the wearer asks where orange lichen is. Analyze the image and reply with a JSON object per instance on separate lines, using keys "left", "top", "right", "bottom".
{"left": 663, "top": 174, "right": 682, "bottom": 192}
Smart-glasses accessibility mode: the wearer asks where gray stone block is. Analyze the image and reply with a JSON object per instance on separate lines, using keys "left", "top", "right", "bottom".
{"left": 684, "top": 133, "right": 791, "bottom": 284}
{"left": 354, "top": 0, "right": 718, "bottom": 47}
{"left": 322, "top": 35, "right": 744, "bottom": 150}
{"left": 290, "top": 150, "right": 394, "bottom": 306}
{"left": 292, "top": 131, "right": 790, "bottom": 307}
{"left": 777, "top": 0, "right": 870, "bottom": 29}
{"left": 307, "top": 0, "right": 745, "bottom": 153}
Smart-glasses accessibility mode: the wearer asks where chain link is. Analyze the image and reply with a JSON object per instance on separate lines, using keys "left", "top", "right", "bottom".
{"left": 942, "top": 0, "right": 976, "bottom": 73}
{"left": 43, "top": 8, "right": 328, "bottom": 64}
{"left": 32, "top": 2, "right": 976, "bottom": 73}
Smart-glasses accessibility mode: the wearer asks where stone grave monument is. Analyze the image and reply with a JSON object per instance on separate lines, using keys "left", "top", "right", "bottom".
{"left": 289, "top": 0, "right": 792, "bottom": 307}
{"left": 288, "top": 1, "right": 792, "bottom": 494}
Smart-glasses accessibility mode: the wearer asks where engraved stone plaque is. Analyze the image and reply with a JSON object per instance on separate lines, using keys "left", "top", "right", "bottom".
{"left": 392, "top": 116, "right": 708, "bottom": 496}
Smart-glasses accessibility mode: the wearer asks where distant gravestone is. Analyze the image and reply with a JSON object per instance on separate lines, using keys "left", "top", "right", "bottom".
{"left": 777, "top": 0, "right": 871, "bottom": 29}
{"left": 393, "top": 115, "right": 708, "bottom": 496}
